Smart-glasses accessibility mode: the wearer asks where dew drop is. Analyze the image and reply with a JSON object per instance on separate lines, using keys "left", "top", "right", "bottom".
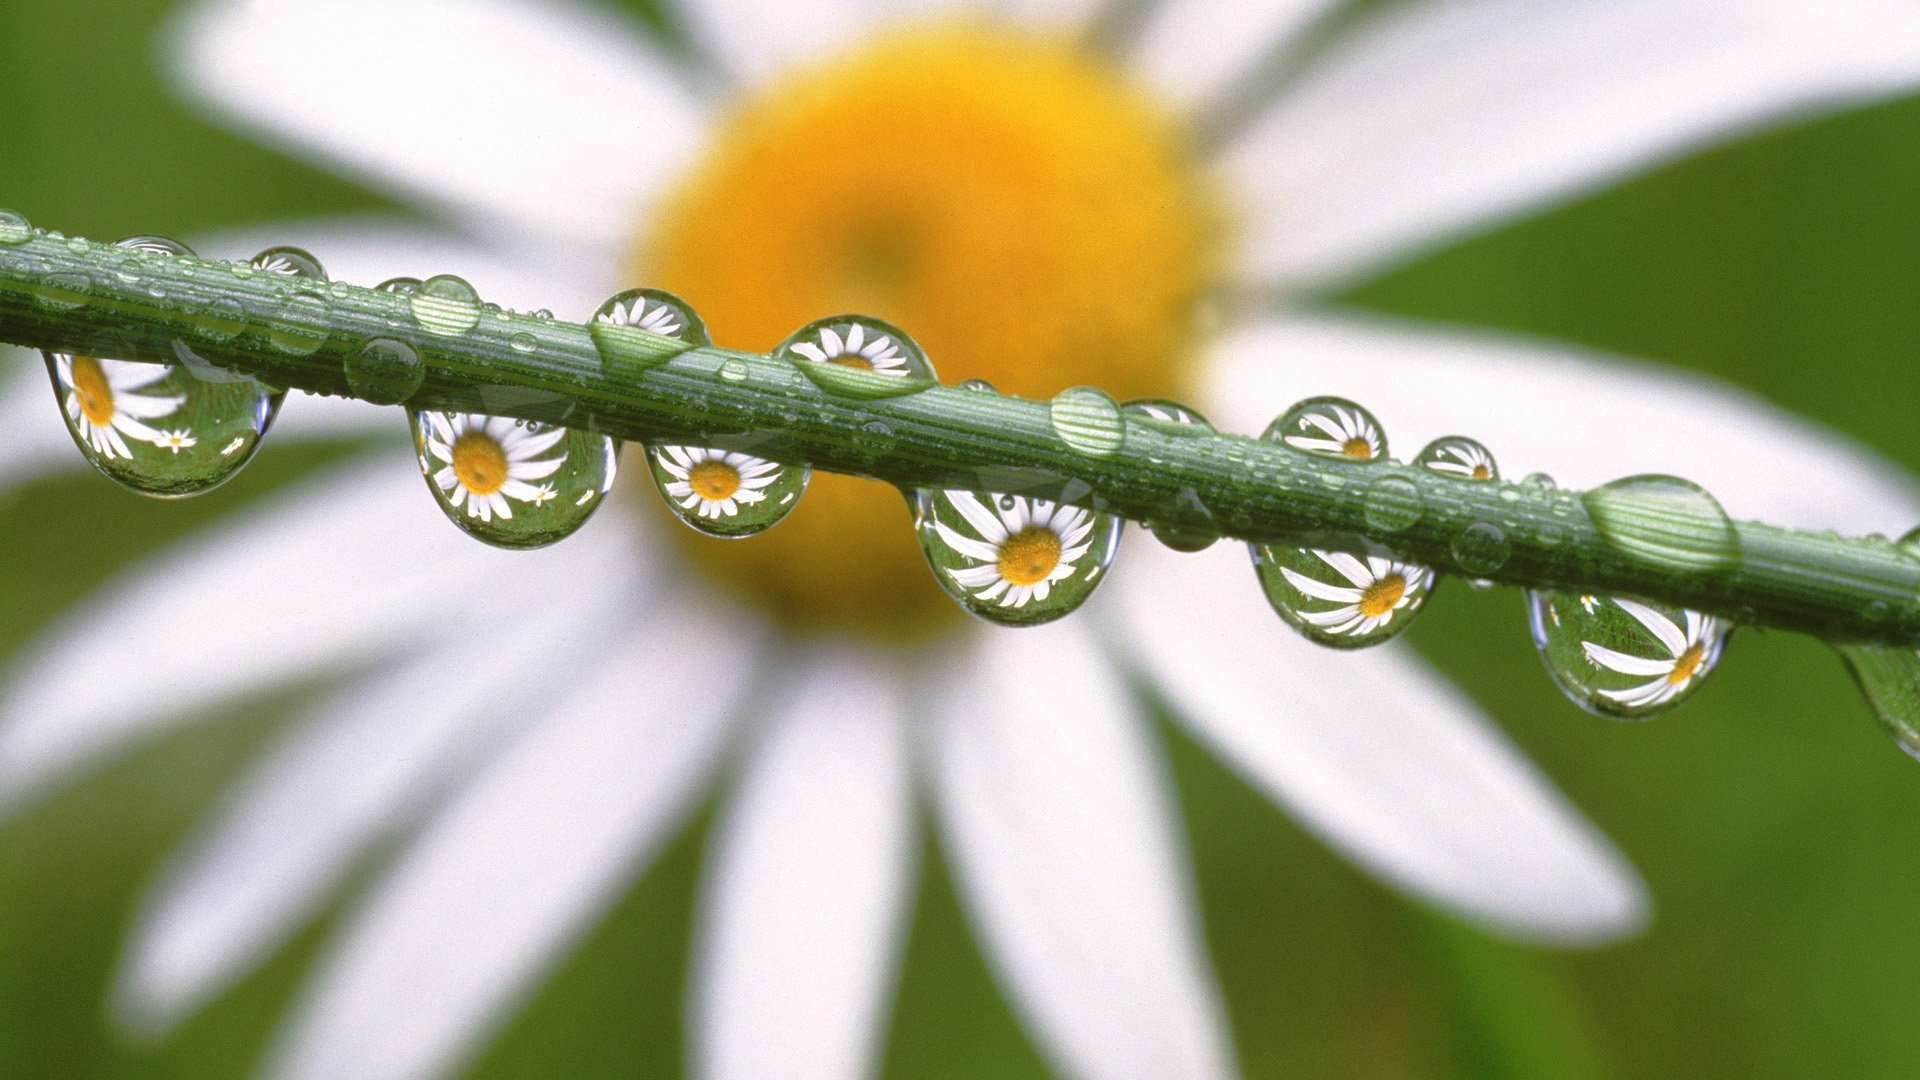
{"left": 1416, "top": 436, "right": 1499, "bottom": 481}
{"left": 957, "top": 378, "right": 997, "bottom": 393}
{"left": 376, "top": 276, "right": 424, "bottom": 295}
{"left": 409, "top": 410, "right": 617, "bottom": 549}
{"left": 346, "top": 338, "right": 424, "bottom": 405}
{"left": 1267, "top": 397, "right": 1387, "bottom": 462}
{"left": 1450, "top": 521, "right": 1511, "bottom": 575}
{"left": 719, "top": 358, "right": 749, "bottom": 382}
{"left": 33, "top": 272, "right": 92, "bottom": 310}
{"left": 1122, "top": 399, "right": 1219, "bottom": 551}
{"left": 409, "top": 274, "right": 483, "bottom": 336}
{"left": 780, "top": 314, "right": 935, "bottom": 399}
{"left": 252, "top": 247, "right": 332, "bottom": 356}
{"left": 251, "top": 246, "right": 327, "bottom": 281}
{"left": 1362, "top": 475, "right": 1423, "bottom": 533}
{"left": 1251, "top": 543, "right": 1435, "bottom": 649}
{"left": 1527, "top": 591, "right": 1729, "bottom": 720}
{"left": 589, "top": 287, "right": 707, "bottom": 373}
{"left": 191, "top": 297, "right": 248, "bottom": 342}
{"left": 1836, "top": 642, "right": 1920, "bottom": 762}
{"left": 913, "top": 487, "right": 1123, "bottom": 627}
{"left": 1049, "top": 386, "right": 1125, "bottom": 458}
{"left": 509, "top": 332, "right": 538, "bottom": 354}
{"left": 0, "top": 210, "right": 31, "bottom": 245}
{"left": 1582, "top": 474, "right": 1738, "bottom": 571}
{"left": 42, "top": 236, "right": 283, "bottom": 497}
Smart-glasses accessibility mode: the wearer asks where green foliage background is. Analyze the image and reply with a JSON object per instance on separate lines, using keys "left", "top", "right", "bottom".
{"left": 4, "top": 1, "right": 1920, "bottom": 1077}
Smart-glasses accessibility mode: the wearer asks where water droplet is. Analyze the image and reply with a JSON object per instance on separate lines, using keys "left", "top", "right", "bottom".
{"left": 1582, "top": 474, "right": 1738, "bottom": 571}
{"left": 1362, "top": 475, "right": 1423, "bottom": 533}
{"left": 346, "top": 338, "right": 424, "bottom": 405}
{"left": 719, "top": 358, "right": 749, "bottom": 382}
{"left": 409, "top": 274, "right": 483, "bottom": 336}
{"left": 1527, "top": 591, "right": 1728, "bottom": 719}
{"left": 1049, "top": 386, "right": 1125, "bottom": 457}
{"left": 1415, "top": 436, "right": 1499, "bottom": 481}
{"left": 191, "top": 297, "right": 248, "bottom": 342}
{"left": 1122, "top": 399, "right": 1219, "bottom": 551}
{"left": 1252, "top": 543, "right": 1434, "bottom": 649}
{"left": 957, "top": 378, "right": 997, "bottom": 393}
{"left": 251, "top": 246, "right": 327, "bottom": 281}
{"left": 509, "top": 332, "right": 538, "bottom": 354}
{"left": 1836, "top": 642, "right": 1920, "bottom": 761}
{"left": 1267, "top": 397, "right": 1386, "bottom": 461}
{"left": 1450, "top": 521, "right": 1511, "bottom": 575}
{"left": 0, "top": 210, "right": 31, "bottom": 245}
{"left": 1524, "top": 472, "right": 1557, "bottom": 489}
{"left": 647, "top": 443, "right": 809, "bottom": 539}
{"left": 780, "top": 315, "right": 935, "bottom": 398}
{"left": 249, "top": 247, "right": 331, "bottom": 355}
{"left": 410, "top": 410, "right": 617, "bottom": 549}
{"left": 33, "top": 272, "right": 91, "bottom": 310}
{"left": 376, "top": 276, "right": 423, "bottom": 295}
{"left": 590, "top": 287, "right": 708, "bottom": 373}
{"left": 914, "top": 487, "right": 1123, "bottom": 627}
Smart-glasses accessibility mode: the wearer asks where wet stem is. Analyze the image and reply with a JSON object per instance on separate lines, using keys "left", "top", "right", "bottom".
{"left": 1, "top": 222, "right": 1918, "bottom": 648}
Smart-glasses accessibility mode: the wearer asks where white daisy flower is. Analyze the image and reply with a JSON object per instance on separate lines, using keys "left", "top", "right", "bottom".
{"left": 655, "top": 445, "right": 782, "bottom": 519}
{"left": 597, "top": 295, "right": 684, "bottom": 337}
{"left": 1282, "top": 403, "right": 1384, "bottom": 459}
{"left": 787, "top": 323, "right": 909, "bottom": 376}
{"left": 1582, "top": 599, "right": 1727, "bottom": 710}
{"left": 1424, "top": 440, "right": 1497, "bottom": 479}
{"left": 419, "top": 411, "right": 568, "bottom": 521}
{"left": 2, "top": 3, "right": 1919, "bottom": 1080}
{"left": 50, "top": 354, "right": 186, "bottom": 461}
{"left": 935, "top": 491, "right": 1097, "bottom": 608}
{"left": 1280, "top": 551, "right": 1434, "bottom": 637}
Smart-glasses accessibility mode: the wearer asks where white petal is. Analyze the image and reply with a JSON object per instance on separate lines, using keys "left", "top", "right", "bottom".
{"left": 114, "top": 571, "right": 644, "bottom": 1032}
{"left": 263, "top": 591, "right": 764, "bottom": 1080}
{"left": 1129, "top": 0, "right": 1340, "bottom": 113}
{"left": 691, "top": 646, "right": 915, "bottom": 1080}
{"left": 928, "top": 621, "right": 1236, "bottom": 1080}
{"left": 0, "top": 348, "right": 85, "bottom": 492}
{"left": 1204, "top": 314, "right": 1920, "bottom": 533}
{"left": 674, "top": 0, "right": 982, "bottom": 87}
{"left": 168, "top": 0, "right": 707, "bottom": 257}
{"left": 0, "top": 448, "right": 645, "bottom": 811}
{"left": 1116, "top": 539, "right": 1648, "bottom": 943}
{"left": 1228, "top": 0, "right": 1920, "bottom": 290}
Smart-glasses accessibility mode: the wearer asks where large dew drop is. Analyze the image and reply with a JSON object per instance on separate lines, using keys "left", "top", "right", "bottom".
{"left": 1270, "top": 396, "right": 1388, "bottom": 461}
{"left": 914, "top": 488, "right": 1122, "bottom": 627}
{"left": 410, "top": 411, "right": 617, "bottom": 549}
{"left": 633, "top": 295, "right": 812, "bottom": 539}
{"left": 1582, "top": 474, "right": 1739, "bottom": 572}
{"left": 591, "top": 287, "right": 709, "bottom": 374}
{"left": 1834, "top": 524, "right": 1920, "bottom": 761}
{"left": 43, "top": 237, "right": 284, "bottom": 497}
{"left": 778, "top": 314, "right": 935, "bottom": 399}
{"left": 1122, "top": 398, "right": 1219, "bottom": 552}
{"left": 1527, "top": 591, "right": 1729, "bottom": 719}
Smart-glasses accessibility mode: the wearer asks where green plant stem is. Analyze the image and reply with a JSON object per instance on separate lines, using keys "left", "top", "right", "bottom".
{"left": 0, "top": 225, "right": 1916, "bottom": 647}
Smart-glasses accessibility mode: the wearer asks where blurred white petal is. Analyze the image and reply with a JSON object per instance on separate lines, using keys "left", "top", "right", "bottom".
{"left": 264, "top": 591, "right": 764, "bottom": 1080}
{"left": 0, "top": 450, "right": 641, "bottom": 810}
{"left": 673, "top": 0, "right": 982, "bottom": 86}
{"left": 167, "top": 0, "right": 707, "bottom": 257}
{"left": 1128, "top": 0, "right": 1339, "bottom": 113}
{"left": 928, "top": 621, "right": 1237, "bottom": 1080}
{"left": 1115, "top": 540, "right": 1647, "bottom": 944}
{"left": 0, "top": 348, "right": 80, "bottom": 492}
{"left": 1227, "top": 0, "right": 1920, "bottom": 289}
{"left": 115, "top": 558, "right": 653, "bottom": 1033}
{"left": 1205, "top": 314, "right": 1920, "bottom": 532}
{"left": 691, "top": 646, "right": 915, "bottom": 1080}
{"left": 995, "top": 0, "right": 1105, "bottom": 37}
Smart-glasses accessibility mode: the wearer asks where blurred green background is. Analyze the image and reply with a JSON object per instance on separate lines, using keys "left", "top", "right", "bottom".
{"left": 5, "top": 0, "right": 1920, "bottom": 1077}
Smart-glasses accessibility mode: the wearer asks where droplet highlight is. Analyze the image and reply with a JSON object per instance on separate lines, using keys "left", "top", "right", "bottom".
{"left": 1527, "top": 592, "right": 1729, "bottom": 719}
{"left": 410, "top": 411, "right": 617, "bottom": 549}
{"left": 914, "top": 488, "right": 1122, "bottom": 627}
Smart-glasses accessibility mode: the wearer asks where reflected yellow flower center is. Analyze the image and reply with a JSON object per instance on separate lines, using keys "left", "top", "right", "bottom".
{"left": 1342, "top": 437, "right": 1373, "bottom": 459}
{"left": 632, "top": 27, "right": 1218, "bottom": 638}
{"left": 71, "top": 356, "right": 115, "bottom": 426}
{"left": 1357, "top": 574, "right": 1406, "bottom": 619}
{"left": 998, "top": 526, "right": 1064, "bottom": 587}
{"left": 1669, "top": 642, "right": 1705, "bottom": 685}
{"left": 689, "top": 459, "right": 744, "bottom": 501}
{"left": 452, "top": 432, "right": 509, "bottom": 496}
{"left": 829, "top": 354, "right": 875, "bottom": 371}
{"left": 1471, "top": 464, "right": 1490, "bottom": 480}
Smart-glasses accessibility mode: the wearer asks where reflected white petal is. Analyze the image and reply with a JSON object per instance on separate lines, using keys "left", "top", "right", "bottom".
{"left": 691, "top": 646, "right": 915, "bottom": 1080}
{"left": 264, "top": 590, "right": 765, "bottom": 1080}
{"left": 1116, "top": 539, "right": 1648, "bottom": 943}
{"left": 928, "top": 621, "right": 1237, "bottom": 1080}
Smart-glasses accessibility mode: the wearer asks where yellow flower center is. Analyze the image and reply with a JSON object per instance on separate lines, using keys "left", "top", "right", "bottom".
{"left": 631, "top": 26, "right": 1219, "bottom": 639}
{"left": 1357, "top": 574, "right": 1406, "bottom": 619}
{"left": 688, "top": 459, "right": 744, "bottom": 501}
{"left": 452, "top": 431, "right": 509, "bottom": 496}
{"left": 1668, "top": 642, "right": 1705, "bottom": 685}
{"left": 71, "top": 356, "right": 115, "bottom": 426}
{"left": 998, "top": 526, "right": 1064, "bottom": 587}
{"left": 1342, "top": 437, "right": 1374, "bottom": 459}
{"left": 1471, "top": 464, "right": 1490, "bottom": 480}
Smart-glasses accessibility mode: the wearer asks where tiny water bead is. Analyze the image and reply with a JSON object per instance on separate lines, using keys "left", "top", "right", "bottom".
{"left": 409, "top": 411, "right": 617, "bottom": 550}
{"left": 250, "top": 246, "right": 327, "bottom": 281}
{"left": 41, "top": 236, "right": 283, "bottom": 498}
{"left": 1361, "top": 475, "right": 1423, "bottom": 533}
{"left": 779, "top": 315, "right": 935, "bottom": 399}
{"left": 1122, "top": 399, "right": 1220, "bottom": 552}
{"left": 1252, "top": 544, "right": 1436, "bottom": 649}
{"left": 1049, "top": 386, "right": 1126, "bottom": 457}
{"left": 1269, "top": 397, "right": 1387, "bottom": 461}
{"left": 1583, "top": 474, "right": 1739, "bottom": 572}
{"left": 590, "top": 288, "right": 709, "bottom": 373}
{"left": 1450, "top": 521, "right": 1512, "bottom": 576}
{"left": 345, "top": 338, "right": 424, "bottom": 405}
{"left": 1527, "top": 592, "right": 1729, "bottom": 719}
{"left": 408, "top": 274, "right": 483, "bottom": 336}
{"left": 0, "top": 209, "right": 31, "bottom": 245}
{"left": 914, "top": 488, "right": 1122, "bottom": 627}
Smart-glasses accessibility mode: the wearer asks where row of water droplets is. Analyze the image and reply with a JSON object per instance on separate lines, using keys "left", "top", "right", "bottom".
{"left": 1, "top": 211, "right": 1752, "bottom": 723}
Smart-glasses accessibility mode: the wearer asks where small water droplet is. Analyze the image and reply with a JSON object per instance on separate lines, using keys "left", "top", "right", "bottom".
{"left": 33, "top": 272, "right": 92, "bottom": 310}
{"left": 0, "top": 210, "right": 31, "bottom": 245}
{"left": 346, "top": 338, "right": 424, "bottom": 405}
{"left": 1267, "top": 397, "right": 1386, "bottom": 461}
{"left": 250, "top": 247, "right": 331, "bottom": 355}
{"left": 1252, "top": 543, "right": 1434, "bottom": 649}
{"left": 1122, "top": 399, "right": 1219, "bottom": 551}
{"left": 779, "top": 315, "right": 935, "bottom": 398}
{"left": 251, "top": 246, "right": 327, "bottom": 281}
{"left": 409, "top": 274, "right": 483, "bottom": 336}
{"left": 1837, "top": 642, "right": 1920, "bottom": 761}
{"left": 1362, "top": 475, "right": 1424, "bottom": 533}
{"left": 1527, "top": 591, "right": 1728, "bottom": 719}
{"left": 719, "top": 358, "right": 749, "bottom": 382}
{"left": 590, "top": 287, "right": 708, "bottom": 373}
{"left": 1416, "top": 436, "right": 1498, "bottom": 481}
{"left": 1523, "top": 472, "right": 1558, "bottom": 489}
{"left": 957, "top": 378, "right": 997, "bottom": 393}
{"left": 191, "top": 297, "right": 248, "bottom": 342}
{"left": 1450, "top": 521, "right": 1511, "bottom": 575}
{"left": 1582, "top": 474, "right": 1739, "bottom": 571}
{"left": 914, "top": 487, "right": 1122, "bottom": 626}
{"left": 410, "top": 410, "right": 617, "bottom": 549}
{"left": 648, "top": 443, "right": 809, "bottom": 539}
{"left": 509, "top": 332, "right": 538, "bottom": 354}
{"left": 1049, "top": 386, "right": 1125, "bottom": 457}
{"left": 376, "top": 276, "right": 424, "bottom": 295}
